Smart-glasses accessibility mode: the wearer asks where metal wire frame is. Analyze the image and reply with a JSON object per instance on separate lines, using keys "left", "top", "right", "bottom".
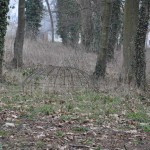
{"left": 22, "top": 65, "right": 95, "bottom": 94}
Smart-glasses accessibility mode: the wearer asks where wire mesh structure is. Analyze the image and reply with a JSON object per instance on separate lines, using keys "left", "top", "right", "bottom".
{"left": 22, "top": 65, "right": 95, "bottom": 93}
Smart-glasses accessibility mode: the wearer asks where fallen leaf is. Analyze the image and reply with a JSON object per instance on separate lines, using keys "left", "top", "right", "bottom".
{"left": 5, "top": 122, "right": 15, "bottom": 127}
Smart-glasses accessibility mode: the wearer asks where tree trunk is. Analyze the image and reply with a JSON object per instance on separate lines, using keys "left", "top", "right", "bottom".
{"left": 93, "top": 0, "right": 112, "bottom": 79}
{"left": 92, "top": 0, "right": 101, "bottom": 53}
{"left": 107, "top": 0, "right": 121, "bottom": 61}
{"left": 12, "top": 0, "right": 25, "bottom": 68}
{"left": 45, "top": 0, "right": 54, "bottom": 42}
{"left": 79, "top": 0, "right": 93, "bottom": 51}
{"left": 122, "top": 0, "right": 139, "bottom": 84}
{"left": 134, "top": 0, "right": 150, "bottom": 90}
{"left": 0, "top": 0, "right": 9, "bottom": 80}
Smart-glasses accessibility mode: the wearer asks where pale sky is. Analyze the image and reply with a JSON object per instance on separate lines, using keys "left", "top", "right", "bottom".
{"left": 8, "top": 0, "right": 18, "bottom": 23}
{"left": 7, "top": 0, "right": 60, "bottom": 41}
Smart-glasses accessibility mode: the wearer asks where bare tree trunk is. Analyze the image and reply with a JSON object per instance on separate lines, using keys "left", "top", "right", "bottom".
{"left": 107, "top": 0, "right": 121, "bottom": 61}
{"left": 93, "top": 0, "right": 112, "bottom": 79}
{"left": 92, "top": 0, "right": 101, "bottom": 53}
{"left": 134, "top": 0, "right": 150, "bottom": 90}
{"left": 122, "top": 0, "right": 139, "bottom": 84}
{"left": 45, "top": 0, "right": 54, "bottom": 42}
{"left": 12, "top": 0, "right": 25, "bottom": 68}
{"left": 79, "top": 0, "right": 93, "bottom": 51}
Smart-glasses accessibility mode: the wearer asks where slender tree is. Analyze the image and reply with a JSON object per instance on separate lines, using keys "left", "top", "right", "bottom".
{"left": 93, "top": 0, "right": 112, "bottom": 79}
{"left": 25, "top": 0, "right": 43, "bottom": 39}
{"left": 0, "top": 0, "right": 9, "bottom": 79}
{"left": 12, "top": 0, "right": 25, "bottom": 68}
{"left": 134, "top": 0, "right": 150, "bottom": 89}
{"left": 45, "top": 0, "right": 55, "bottom": 42}
{"left": 122, "top": 0, "right": 139, "bottom": 84}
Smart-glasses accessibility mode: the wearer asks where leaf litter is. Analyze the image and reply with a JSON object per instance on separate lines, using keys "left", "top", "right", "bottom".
{"left": 0, "top": 90, "right": 150, "bottom": 150}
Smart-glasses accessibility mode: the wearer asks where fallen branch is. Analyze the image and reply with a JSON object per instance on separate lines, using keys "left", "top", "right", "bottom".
{"left": 69, "top": 144, "right": 90, "bottom": 148}
{"left": 124, "top": 144, "right": 128, "bottom": 150}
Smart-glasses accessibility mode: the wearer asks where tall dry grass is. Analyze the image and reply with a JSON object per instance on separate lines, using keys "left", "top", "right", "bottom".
{"left": 4, "top": 37, "right": 125, "bottom": 74}
{"left": 4, "top": 37, "right": 97, "bottom": 72}
{"left": 4, "top": 36, "right": 150, "bottom": 96}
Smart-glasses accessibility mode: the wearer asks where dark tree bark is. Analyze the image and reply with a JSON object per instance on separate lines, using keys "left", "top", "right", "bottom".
{"left": 122, "top": 0, "right": 139, "bottom": 84}
{"left": 107, "top": 0, "right": 121, "bottom": 61}
{"left": 93, "top": 0, "right": 112, "bottom": 79}
{"left": 12, "top": 0, "right": 25, "bottom": 68}
{"left": 134, "top": 0, "right": 150, "bottom": 89}
{"left": 79, "top": 0, "right": 93, "bottom": 51}
{"left": 92, "top": 0, "right": 101, "bottom": 53}
{"left": 45, "top": 0, "right": 54, "bottom": 42}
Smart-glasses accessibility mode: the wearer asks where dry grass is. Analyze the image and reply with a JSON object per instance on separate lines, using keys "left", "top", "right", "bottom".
{"left": 4, "top": 37, "right": 96, "bottom": 72}
{"left": 1, "top": 36, "right": 150, "bottom": 150}
{"left": 4, "top": 36, "right": 150, "bottom": 96}
{"left": 4, "top": 37, "right": 122, "bottom": 77}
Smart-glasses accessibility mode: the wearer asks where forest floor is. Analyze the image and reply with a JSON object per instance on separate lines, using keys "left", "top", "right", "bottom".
{"left": 0, "top": 82, "right": 150, "bottom": 150}
{"left": 1, "top": 40, "right": 150, "bottom": 149}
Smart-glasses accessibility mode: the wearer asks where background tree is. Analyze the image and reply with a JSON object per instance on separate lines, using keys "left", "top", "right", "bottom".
{"left": 12, "top": 0, "right": 25, "bottom": 68}
{"left": 92, "top": 0, "right": 101, "bottom": 53}
{"left": 134, "top": 0, "right": 150, "bottom": 89}
{"left": 107, "top": 0, "right": 122, "bottom": 61}
{"left": 0, "top": 0, "right": 9, "bottom": 79}
{"left": 93, "top": 0, "right": 112, "bottom": 79}
{"left": 79, "top": 0, "right": 93, "bottom": 51}
{"left": 122, "top": 0, "right": 139, "bottom": 84}
{"left": 57, "top": 0, "right": 80, "bottom": 47}
{"left": 45, "top": 0, "right": 55, "bottom": 42}
{"left": 25, "top": 0, "right": 43, "bottom": 39}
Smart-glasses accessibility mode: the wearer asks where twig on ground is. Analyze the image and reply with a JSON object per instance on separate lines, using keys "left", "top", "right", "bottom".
{"left": 124, "top": 144, "right": 128, "bottom": 150}
{"left": 69, "top": 144, "right": 90, "bottom": 148}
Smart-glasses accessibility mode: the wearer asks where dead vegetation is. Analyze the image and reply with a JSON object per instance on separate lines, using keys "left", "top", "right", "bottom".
{"left": 4, "top": 37, "right": 150, "bottom": 94}
{"left": 0, "top": 37, "right": 150, "bottom": 149}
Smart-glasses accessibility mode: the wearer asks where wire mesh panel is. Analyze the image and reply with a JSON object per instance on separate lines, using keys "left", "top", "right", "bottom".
{"left": 22, "top": 65, "right": 95, "bottom": 93}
